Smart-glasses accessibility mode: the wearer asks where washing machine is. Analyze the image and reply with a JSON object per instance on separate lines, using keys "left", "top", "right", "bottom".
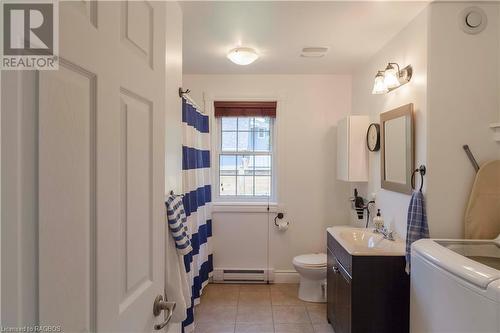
{"left": 411, "top": 237, "right": 500, "bottom": 333}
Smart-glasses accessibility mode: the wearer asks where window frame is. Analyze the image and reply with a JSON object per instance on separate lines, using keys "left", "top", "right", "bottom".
{"left": 213, "top": 115, "right": 277, "bottom": 203}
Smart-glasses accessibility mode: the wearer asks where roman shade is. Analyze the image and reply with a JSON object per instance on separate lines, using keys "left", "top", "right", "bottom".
{"left": 214, "top": 101, "right": 277, "bottom": 118}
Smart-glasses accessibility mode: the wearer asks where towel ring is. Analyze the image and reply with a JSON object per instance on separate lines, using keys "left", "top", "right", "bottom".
{"left": 411, "top": 165, "right": 426, "bottom": 191}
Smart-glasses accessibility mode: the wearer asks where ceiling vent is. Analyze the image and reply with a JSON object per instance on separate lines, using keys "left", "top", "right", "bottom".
{"left": 300, "top": 47, "right": 329, "bottom": 58}
{"left": 460, "top": 7, "right": 487, "bottom": 35}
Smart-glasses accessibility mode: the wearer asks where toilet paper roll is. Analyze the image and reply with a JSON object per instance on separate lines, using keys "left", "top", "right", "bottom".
{"left": 277, "top": 221, "right": 289, "bottom": 231}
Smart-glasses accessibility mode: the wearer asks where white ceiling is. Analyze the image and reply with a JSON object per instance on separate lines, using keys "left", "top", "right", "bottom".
{"left": 181, "top": 1, "right": 429, "bottom": 74}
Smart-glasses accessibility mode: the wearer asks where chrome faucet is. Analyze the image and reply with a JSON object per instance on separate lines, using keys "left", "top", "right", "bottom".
{"left": 374, "top": 225, "right": 395, "bottom": 241}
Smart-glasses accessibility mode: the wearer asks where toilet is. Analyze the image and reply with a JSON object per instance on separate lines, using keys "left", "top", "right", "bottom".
{"left": 292, "top": 253, "right": 327, "bottom": 303}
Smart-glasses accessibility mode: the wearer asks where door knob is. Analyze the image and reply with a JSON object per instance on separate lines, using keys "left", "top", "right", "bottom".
{"left": 153, "top": 295, "right": 176, "bottom": 330}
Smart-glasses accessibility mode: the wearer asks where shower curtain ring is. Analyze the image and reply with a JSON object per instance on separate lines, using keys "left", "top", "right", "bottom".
{"left": 179, "top": 87, "right": 190, "bottom": 97}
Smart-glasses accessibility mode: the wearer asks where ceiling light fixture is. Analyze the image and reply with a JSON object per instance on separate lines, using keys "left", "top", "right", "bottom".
{"left": 371, "top": 62, "right": 412, "bottom": 95}
{"left": 227, "top": 47, "right": 259, "bottom": 65}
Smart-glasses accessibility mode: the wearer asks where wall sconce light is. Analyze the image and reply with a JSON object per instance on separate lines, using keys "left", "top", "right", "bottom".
{"left": 372, "top": 71, "right": 388, "bottom": 94}
{"left": 372, "top": 62, "right": 412, "bottom": 94}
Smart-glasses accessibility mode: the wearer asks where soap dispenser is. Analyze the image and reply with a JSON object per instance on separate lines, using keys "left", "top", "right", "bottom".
{"left": 373, "top": 209, "right": 384, "bottom": 231}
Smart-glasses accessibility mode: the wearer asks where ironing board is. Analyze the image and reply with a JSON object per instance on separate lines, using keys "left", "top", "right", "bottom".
{"left": 464, "top": 160, "right": 500, "bottom": 239}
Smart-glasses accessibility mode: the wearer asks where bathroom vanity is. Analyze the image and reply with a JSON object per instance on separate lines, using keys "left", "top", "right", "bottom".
{"left": 327, "top": 227, "right": 409, "bottom": 333}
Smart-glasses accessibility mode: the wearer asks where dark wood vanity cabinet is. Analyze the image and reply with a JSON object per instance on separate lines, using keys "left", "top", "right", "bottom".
{"left": 327, "top": 233, "right": 409, "bottom": 333}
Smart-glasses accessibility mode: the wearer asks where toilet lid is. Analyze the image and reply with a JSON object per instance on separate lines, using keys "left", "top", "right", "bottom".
{"left": 293, "top": 253, "right": 327, "bottom": 267}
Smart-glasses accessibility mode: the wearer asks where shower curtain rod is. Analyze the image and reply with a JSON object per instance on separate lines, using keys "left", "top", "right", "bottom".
{"left": 179, "top": 87, "right": 204, "bottom": 113}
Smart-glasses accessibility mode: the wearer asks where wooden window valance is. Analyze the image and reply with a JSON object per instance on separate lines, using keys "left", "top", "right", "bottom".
{"left": 214, "top": 101, "right": 277, "bottom": 118}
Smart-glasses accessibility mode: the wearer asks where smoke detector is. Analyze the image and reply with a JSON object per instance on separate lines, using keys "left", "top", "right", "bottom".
{"left": 300, "top": 47, "right": 329, "bottom": 58}
{"left": 460, "top": 7, "right": 487, "bottom": 35}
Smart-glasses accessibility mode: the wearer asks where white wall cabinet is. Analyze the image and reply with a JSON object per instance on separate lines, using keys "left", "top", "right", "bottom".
{"left": 337, "top": 116, "right": 369, "bottom": 182}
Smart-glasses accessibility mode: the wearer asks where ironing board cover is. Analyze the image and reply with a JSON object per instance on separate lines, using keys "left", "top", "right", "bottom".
{"left": 465, "top": 160, "right": 500, "bottom": 239}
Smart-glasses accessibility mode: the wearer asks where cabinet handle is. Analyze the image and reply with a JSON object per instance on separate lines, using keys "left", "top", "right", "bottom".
{"left": 334, "top": 259, "right": 352, "bottom": 281}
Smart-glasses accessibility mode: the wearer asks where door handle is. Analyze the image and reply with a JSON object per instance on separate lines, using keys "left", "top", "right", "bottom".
{"left": 333, "top": 265, "right": 340, "bottom": 273}
{"left": 153, "top": 295, "right": 176, "bottom": 330}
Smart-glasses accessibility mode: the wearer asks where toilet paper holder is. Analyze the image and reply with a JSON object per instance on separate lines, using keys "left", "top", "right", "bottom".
{"left": 274, "top": 212, "right": 289, "bottom": 227}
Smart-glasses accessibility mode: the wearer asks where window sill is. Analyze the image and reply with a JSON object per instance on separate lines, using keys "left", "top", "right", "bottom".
{"left": 212, "top": 202, "right": 279, "bottom": 213}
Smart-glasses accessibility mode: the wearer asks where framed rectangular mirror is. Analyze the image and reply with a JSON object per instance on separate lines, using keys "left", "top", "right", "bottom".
{"left": 380, "top": 103, "right": 414, "bottom": 194}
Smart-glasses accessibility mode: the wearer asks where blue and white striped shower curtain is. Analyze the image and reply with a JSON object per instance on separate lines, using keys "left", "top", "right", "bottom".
{"left": 181, "top": 97, "right": 213, "bottom": 333}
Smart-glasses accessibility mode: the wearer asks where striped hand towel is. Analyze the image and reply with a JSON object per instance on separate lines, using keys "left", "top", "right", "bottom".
{"left": 166, "top": 195, "right": 193, "bottom": 255}
{"left": 405, "top": 190, "right": 430, "bottom": 274}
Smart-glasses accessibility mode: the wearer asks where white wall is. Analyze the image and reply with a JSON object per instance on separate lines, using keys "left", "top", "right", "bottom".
{"left": 165, "top": 2, "right": 183, "bottom": 196}
{"left": 183, "top": 75, "right": 352, "bottom": 273}
{"left": 426, "top": 2, "right": 500, "bottom": 238}
{"left": 350, "top": 9, "right": 428, "bottom": 239}
{"left": 165, "top": 2, "right": 183, "bottom": 332}
{"left": 351, "top": 2, "right": 500, "bottom": 240}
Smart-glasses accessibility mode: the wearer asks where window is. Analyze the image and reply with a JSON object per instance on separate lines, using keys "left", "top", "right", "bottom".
{"left": 217, "top": 116, "right": 274, "bottom": 199}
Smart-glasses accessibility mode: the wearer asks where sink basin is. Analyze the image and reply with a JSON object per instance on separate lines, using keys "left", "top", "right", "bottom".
{"left": 339, "top": 229, "right": 384, "bottom": 247}
{"left": 327, "top": 226, "right": 405, "bottom": 256}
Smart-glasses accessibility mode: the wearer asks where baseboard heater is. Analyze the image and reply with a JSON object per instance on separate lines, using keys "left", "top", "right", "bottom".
{"left": 213, "top": 268, "right": 274, "bottom": 283}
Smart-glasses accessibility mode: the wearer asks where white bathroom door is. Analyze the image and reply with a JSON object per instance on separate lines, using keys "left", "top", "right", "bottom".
{"left": 38, "top": 1, "right": 168, "bottom": 332}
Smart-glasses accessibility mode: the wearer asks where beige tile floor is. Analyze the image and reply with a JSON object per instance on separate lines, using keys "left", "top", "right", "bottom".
{"left": 194, "top": 283, "right": 335, "bottom": 333}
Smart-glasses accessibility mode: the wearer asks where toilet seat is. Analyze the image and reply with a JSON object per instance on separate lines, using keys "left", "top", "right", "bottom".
{"left": 293, "top": 253, "right": 327, "bottom": 268}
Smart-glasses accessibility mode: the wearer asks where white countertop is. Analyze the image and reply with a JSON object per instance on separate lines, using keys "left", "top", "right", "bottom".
{"left": 327, "top": 225, "right": 406, "bottom": 256}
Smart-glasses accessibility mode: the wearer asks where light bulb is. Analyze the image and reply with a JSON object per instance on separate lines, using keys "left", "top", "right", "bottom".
{"left": 372, "top": 71, "right": 388, "bottom": 94}
{"left": 383, "top": 63, "right": 401, "bottom": 89}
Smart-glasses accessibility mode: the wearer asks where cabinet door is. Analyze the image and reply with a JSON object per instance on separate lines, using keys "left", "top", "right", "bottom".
{"left": 336, "top": 116, "right": 369, "bottom": 182}
{"left": 337, "top": 117, "right": 349, "bottom": 181}
{"left": 334, "top": 260, "right": 352, "bottom": 333}
{"left": 327, "top": 249, "right": 336, "bottom": 324}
